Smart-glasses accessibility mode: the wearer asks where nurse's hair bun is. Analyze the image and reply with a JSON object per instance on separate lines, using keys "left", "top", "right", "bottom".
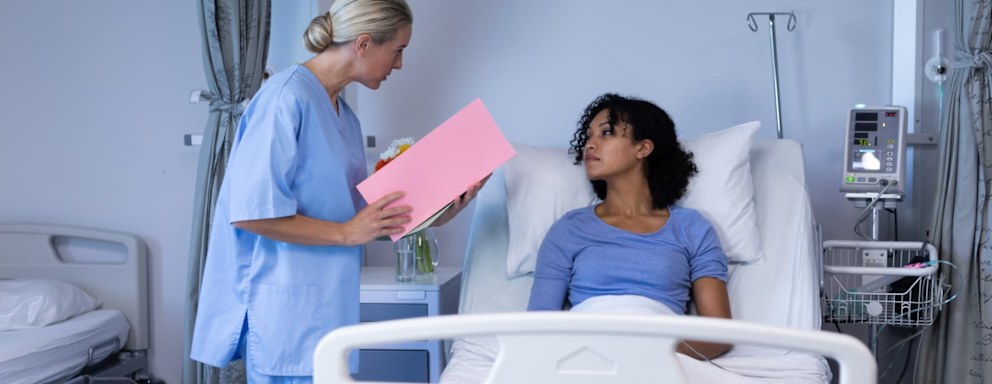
{"left": 303, "top": 0, "right": 412, "bottom": 54}
{"left": 304, "top": 12, "right": 334, "bottom": 54}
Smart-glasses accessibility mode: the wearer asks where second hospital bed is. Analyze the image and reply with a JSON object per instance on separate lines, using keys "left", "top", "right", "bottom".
{"left": 314, "top": 133, "right": 875, "bottom": 383}
{"left": 0, "top": 224, "right": 152, "bottom": 384}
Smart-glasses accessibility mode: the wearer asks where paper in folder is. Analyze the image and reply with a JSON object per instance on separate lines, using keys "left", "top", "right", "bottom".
{"left": 357, "top": 98, "right": 516, "bottom": 241}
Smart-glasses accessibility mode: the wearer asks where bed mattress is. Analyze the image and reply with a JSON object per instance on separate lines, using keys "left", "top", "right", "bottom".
{"left": 0, "top": 309, "right": 129, "bottom": 384}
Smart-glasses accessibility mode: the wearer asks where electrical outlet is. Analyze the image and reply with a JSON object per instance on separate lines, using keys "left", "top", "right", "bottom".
{"left": 862, "top": 249, "right": 888, "bottom": 292}
{"left": 862, "top": 249, "right": 887, "bottom": 268}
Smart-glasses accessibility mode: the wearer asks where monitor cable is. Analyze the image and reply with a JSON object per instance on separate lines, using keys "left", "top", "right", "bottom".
{"left": 875, "top": 259, "right": 960, "bottom": 380}
{"left": 680, "top": 341, "right": 727, "bottom": 371}
{"left": 854, "top": 179, "right": 896, "bottom": 240}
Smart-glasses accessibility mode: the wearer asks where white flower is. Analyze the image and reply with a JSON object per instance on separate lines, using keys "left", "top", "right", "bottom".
{"left": 379, "top": 147, "right": 398, "bottom": 161}
{"left": 379, "top": 137, "right": 416, "bottom": 161}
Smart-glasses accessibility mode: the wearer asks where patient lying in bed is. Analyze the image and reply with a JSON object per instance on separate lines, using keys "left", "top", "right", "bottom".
{"left": 527, "top": 93, "right": 732, "bottom": 360}
{"left": 439, "top": 94, "right": 833, "bottom": 382}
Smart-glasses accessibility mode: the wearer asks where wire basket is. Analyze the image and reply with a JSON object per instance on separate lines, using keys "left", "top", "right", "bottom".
{"left": 822, "top": 240, "right": 944, "bottom": 327}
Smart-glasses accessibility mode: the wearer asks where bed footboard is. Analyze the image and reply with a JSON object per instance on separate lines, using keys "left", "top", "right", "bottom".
{"left": 313, "top": 312, "right": 874, "bottom": 384}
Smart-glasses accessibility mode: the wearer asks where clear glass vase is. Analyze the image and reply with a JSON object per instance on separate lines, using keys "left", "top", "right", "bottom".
{"left": 394, "top": 229, "right": 439, "bottom": 280}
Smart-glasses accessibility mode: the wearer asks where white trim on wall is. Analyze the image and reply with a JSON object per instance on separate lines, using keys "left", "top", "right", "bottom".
{"left": 892, "top": 0, "right": 923, "bottom": 131}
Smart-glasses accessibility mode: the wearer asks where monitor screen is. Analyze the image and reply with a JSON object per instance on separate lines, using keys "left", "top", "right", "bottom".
{"left": 851, "top": 149, "right": 880, "bottom": 171}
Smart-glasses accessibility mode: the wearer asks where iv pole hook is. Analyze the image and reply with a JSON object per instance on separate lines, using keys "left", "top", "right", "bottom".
{"left": 747, "top": 12, "right": 797, "bottom": 139}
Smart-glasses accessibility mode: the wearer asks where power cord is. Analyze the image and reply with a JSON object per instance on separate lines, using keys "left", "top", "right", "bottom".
{"left": 854, "top": 179, "right": 896, "bottom": 240}
{"left": 883, "top": 207, "right": 898, "bottom": 241}
{"left": 680, "top": 341, "right": 727, "bottom": 371}
{"left": 875, "top": 259, "right": 960, "bottom": 380}
{"left": 895, "top": 336, "right": 914, "bottom": 383}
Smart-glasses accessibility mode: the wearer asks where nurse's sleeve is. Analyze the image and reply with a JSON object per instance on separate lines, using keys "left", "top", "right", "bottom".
{"left": 226, "top": 96, "right": 301, "bottom": 222}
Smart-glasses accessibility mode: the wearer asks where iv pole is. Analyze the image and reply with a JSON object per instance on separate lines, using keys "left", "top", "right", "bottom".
{"left": 747, "top": 12, "right": 797, "bottom": 139}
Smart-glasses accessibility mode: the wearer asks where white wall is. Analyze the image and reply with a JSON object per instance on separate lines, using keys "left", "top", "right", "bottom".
{"left": 0, "top": 1, "right": 947, "bottom": 383}
{"left": 0, "top": 2, "right": 204, "bottom": 383}
{"left": 358, "top": 0, "right": 899, "bottom": 265}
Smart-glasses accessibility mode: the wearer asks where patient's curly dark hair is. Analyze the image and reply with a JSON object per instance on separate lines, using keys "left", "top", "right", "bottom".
{"left": 569, "top": 93, "right": 697, "bottom": 209}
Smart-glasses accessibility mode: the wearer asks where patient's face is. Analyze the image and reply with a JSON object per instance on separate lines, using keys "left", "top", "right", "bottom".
{"left": 583, "top": 109, "right": 640, "bottom": 181}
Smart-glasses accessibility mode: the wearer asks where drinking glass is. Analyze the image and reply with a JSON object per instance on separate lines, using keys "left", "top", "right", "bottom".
{"left": 394, "top": 238, "right": 416, "bottom": 282}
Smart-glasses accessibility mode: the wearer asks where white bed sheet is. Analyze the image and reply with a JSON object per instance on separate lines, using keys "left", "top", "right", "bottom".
{"left": 443, "top": 295, "right": 830, "bottom": 383}
{"left": 443, "top": 139, "right": 829, "bottom": 383}
{"left": 0, "top": 309, "right": 130, "bottom": 384}
{"left": 443, "top": 337, "right": 830, "bottom": 384}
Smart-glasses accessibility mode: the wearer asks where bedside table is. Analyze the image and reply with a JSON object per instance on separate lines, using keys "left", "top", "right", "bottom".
{"left": 354, "top": 266, "right": 461, "bottom": 383}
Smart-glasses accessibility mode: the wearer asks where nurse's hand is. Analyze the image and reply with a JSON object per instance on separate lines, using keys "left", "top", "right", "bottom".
{"left": 345, "top": 191, "right": 412, "bottom": 245}
{"left": 430, "top": 173, "right": 491, "bottom": 227}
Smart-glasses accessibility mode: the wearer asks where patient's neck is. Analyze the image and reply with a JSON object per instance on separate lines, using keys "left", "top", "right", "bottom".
{"left": 599, "top": 175, "right": 655, "bottom": 216}
{"left": 595, "top": 179, "right": 669, "bottom": 234}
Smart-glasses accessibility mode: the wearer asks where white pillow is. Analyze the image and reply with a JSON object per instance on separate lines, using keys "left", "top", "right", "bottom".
{"left": 504, "top": 143, "right": 599, "bottom": 278}
{"left": 503, "top": 121, "right": 764, "bottom": 278}
{"left": 679, "top": 121, "right": 764, "bottom": 263}
{"left": 0, "top": 278, "right": 101, "bottom": 331}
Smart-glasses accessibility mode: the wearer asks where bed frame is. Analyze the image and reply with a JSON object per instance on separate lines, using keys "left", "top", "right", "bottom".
{"left": 0, "top": 223, "right": 150, "bottom": 381}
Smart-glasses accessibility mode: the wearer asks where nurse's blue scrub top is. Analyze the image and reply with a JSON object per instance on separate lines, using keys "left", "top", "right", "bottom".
{"left": 190, "top": 65, "right": 367, "bottom": 376}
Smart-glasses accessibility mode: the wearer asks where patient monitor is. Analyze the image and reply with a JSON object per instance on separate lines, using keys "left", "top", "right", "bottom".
{"left": 840, "top": 105, "right": 907, "bottom": 195}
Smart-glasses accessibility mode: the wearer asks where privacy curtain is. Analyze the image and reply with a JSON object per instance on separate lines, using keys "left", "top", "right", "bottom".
{"left": 917, "top": 0, "right": 992, "bottom": 382}
{"left": 183, "top": 1, "right": 270, "bottom": 383}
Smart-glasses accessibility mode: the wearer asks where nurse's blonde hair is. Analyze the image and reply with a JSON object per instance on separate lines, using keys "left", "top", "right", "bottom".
{"left": 304, "top": 0, "right": 412, "bottom": 54}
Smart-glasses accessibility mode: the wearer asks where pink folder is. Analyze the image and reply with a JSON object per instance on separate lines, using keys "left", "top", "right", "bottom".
{"left": 357, "top": 98, "right": 516, "bottom": 241}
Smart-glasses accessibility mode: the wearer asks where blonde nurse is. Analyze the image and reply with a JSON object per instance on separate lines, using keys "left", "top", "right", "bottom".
{"left": 190, "top": 1, "right": 482, "bottom": 382}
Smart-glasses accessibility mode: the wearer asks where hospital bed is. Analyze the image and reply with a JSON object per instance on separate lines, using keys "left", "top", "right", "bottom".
{"left": 314, "top": 135, "right": 876, "bottom": 383}
{"left": 0, "top": 223, "right": 151, "bottom": 384}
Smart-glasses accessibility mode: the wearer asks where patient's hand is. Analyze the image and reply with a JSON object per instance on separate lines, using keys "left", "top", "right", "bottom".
{"left": 430, "top": 174, "right": 491, "bottom": 227}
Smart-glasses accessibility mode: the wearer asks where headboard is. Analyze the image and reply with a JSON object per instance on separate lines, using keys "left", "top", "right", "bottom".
{"left": 0, "top": 223, "right": 150, "bottom": 350}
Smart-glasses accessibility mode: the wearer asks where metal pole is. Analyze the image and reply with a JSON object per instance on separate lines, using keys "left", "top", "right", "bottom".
{"left": 871, "top": 204, "right": 880, "bottom": 240}
{"left": 767, "top": 15, "right": 784, "bottom": 139}
{"left": 747, "top": 11, "right": 795, "bottom": 139}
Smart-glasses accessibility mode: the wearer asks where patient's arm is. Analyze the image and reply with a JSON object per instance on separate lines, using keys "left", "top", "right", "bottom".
{"left": 527, "top": 275, "right": 569, "bottom": 311}
{"left": 527, "top": 226, "right": 572, "bottom": 311}
{"left": 677, "top": 277, "right": 732, "bottom": 360}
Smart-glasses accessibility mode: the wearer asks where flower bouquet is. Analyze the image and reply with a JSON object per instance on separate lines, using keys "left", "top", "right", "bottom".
{"left": 376, "top": 138, "right": 440, "bottom": 275}
{"left": 374, "top": 137, "right": 415, "bottom": 172}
